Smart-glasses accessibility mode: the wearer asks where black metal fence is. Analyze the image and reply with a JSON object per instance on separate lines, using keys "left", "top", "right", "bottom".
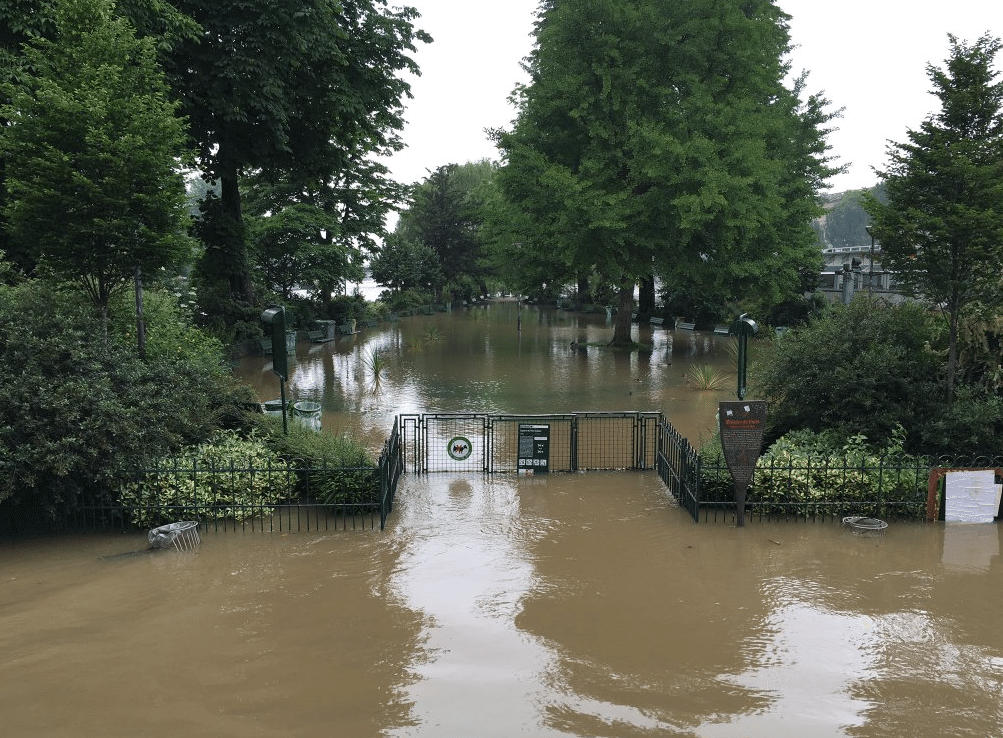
{"left": 654, "top": 414, "right": 996, "bottom": 523}
{"left": 399, "top": 412, "right": 662, "bottom": 473}
{"left": 0, "top": 421, "right": 405, "bottom": 536}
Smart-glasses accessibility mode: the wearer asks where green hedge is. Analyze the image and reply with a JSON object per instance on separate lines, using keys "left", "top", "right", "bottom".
{"left": 699, "top": 429, "right": 929, "bottom": 519}
{"left": 118, "top": 431, "right": 297, "bottom": 527}
{"left": 254, "top": 417, "right": 380, "bottom": 510}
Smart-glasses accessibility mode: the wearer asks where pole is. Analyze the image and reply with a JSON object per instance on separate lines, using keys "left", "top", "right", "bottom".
{"left": 280, "top": 377, "right": 288, "bottom": 435}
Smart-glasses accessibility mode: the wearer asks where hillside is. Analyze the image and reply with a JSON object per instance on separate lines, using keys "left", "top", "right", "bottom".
{"left": 811, "top": 185, "right": 886, "bottom": 249}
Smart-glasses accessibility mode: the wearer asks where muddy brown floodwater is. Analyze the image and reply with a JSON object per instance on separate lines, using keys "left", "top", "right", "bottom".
{"left": 4, "top": 303, "right": 1003, "bottom": 737}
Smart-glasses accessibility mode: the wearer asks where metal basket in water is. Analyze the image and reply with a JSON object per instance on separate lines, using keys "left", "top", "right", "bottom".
{"left": 842, "top": 516, "right": 888, "bottom": 534}
{"left": 148, "top": 521, "right": 200, "bottom": 551}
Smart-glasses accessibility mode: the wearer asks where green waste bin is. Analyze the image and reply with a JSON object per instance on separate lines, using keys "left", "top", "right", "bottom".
{"left": 291, "top": 400, "right": 322, "bottom": 431}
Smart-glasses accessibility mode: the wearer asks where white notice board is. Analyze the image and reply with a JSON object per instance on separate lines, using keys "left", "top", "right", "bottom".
{"left": 944, "top": 470, "right": 1001, "bottom": 523}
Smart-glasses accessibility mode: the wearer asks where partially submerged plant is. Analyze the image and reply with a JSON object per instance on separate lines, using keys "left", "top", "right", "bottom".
{"left": 364, "top": 347, "right": 388, "bottom": 393}
{"left": 687, "top": 363, "right": 729, "bottom": 390}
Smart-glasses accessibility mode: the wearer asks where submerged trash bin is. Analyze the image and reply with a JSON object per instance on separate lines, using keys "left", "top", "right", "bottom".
{"left": 148, "top": 521, "right": 200, "bottom": 551}
{"left": 291, "top": 400, "right": 322, "bottom": 431}
{"left": 842, "top": 516, "right": 888, "bottom": 536}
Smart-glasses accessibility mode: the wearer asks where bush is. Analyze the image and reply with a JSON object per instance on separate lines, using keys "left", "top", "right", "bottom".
{"left": 750, "top": 430, "right": 928, "bottom": 518}
{"left": 754, "top": 298, "right": 944, "bottom": 451}
{"left": 0, "top": 280, "right": 258, "bottom": 513}
{"left": 253, "top": 417, "right": 380, "bottom": 509}
{"left": 118, "top": 431, "right": 296, "bottom": 528}
{"left": 698, "top": 427, "right": 929, "bottom": 519}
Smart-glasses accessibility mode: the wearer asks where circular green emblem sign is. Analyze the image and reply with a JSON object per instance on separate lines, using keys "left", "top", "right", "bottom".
{"left": 447, "top": 436, "right": 473, "bottom": 461}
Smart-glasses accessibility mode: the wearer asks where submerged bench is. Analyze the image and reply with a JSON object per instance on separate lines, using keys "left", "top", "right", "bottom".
{"left": 713, "top": 326, "right": 730, "bottom": 335}
{"left": 676, "top": 321, "right": 695, "bottom": 331}
{"left": 308, "top": 330, "right": 334, "bottom": 343}
{"left": 649, "top": 317, "right": 666, "bottom": 327}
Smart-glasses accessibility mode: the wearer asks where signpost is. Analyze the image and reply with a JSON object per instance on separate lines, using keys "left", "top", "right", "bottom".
{"left": 518, "top": 424, "right": 550, "bottom": 475}
{"left": 718, "top": 401, "right": 767, "bottom": 526}
{"left": 261, "top": 306, "right": 289, "bottom": 434}
{"left": 728, "top": 313, "right": 757, "bottom": 401}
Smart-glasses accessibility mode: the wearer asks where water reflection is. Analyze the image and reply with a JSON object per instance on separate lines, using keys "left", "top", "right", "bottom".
{"left": 5, "top": 480, "right": 1003, "bottom": 736}
{"left": 8, "top": 305, "right": 1003, "bottom": 736}
{"left": 233, "top": 302, "right": 735, "bottom": 446}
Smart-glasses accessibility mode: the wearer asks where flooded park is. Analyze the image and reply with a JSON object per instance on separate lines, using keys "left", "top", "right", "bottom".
{"left": 3, "top": 301, "right": 1003, "bottom": 737}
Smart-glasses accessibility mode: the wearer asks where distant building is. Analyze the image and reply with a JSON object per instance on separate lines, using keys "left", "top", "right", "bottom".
{"left": 818, "top": 244, "right": 906, "bottom": 304}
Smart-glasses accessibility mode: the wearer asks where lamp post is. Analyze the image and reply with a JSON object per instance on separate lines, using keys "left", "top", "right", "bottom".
{"left": 865, "top": 225, "right": 875, "bottom": 296}
{"left": 513, "top": 243, "right": 523, "bottom": 332}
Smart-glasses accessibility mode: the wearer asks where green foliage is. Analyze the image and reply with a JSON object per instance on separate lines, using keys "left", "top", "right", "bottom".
{"left": 0, "top": 0, "right": 192, "bottom": 311}
{"left": 254, "top": 419, "right": 379, "bottom": 509}
{"left": 916, "top": 385, "right": 1003, "bottom": 458}
{"left": 118, "top": 431, "right": 297, "bottom": 527}
{"left": 699, "top": 426, "right": 928, "bottom": 519}
{"left": 0, "top": 280, "right": 257, "bottom": 512}
{"left": 497, "top": 0, "right": 842, "bottom": 343}
{"left": 369, "top": 235, "right": 441, "bottom": 297}
{"left": 378, "top": 287, "right": 434, "bottom": 314}
{"left": 167, "top": 0, "right": 429, "bottom": 311}
{"left": 865, "top": 34, "right": 1003, "bottom": 404}
{"left": 754, "top": 298, "right": 944, "bottom": 450}
{"left": 363, "top": 347, "right": 388, "bottom": 394}
{"left": 750, "top": 429, "right": 927, "bottom": 518}
{"left": 394, "top": 162, "right": 494, "bottom": 296}
{"left": 686, "top": 364, "right": 729, "bottom": 390}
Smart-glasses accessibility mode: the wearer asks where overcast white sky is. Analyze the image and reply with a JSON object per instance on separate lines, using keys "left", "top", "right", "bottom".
{"left": 382, "top": 0, "right": 1003, "bottom": 194}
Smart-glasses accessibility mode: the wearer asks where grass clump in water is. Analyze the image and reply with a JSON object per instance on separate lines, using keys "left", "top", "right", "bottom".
{"left": 687, "top": 363, "right": 729, "bottom": 390}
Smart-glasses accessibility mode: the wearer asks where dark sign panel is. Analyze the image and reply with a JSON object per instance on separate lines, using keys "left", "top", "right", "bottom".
{"left": 718, "top": 401, "right": 767, "bottom": 526}
{"left": 518, "top": 424, "right": 550, "bottom": 475}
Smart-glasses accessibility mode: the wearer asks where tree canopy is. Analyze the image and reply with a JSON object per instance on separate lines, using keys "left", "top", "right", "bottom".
{"left": 496, "top": 0, "right": 841, "bottom": 342}
{"left": 0, "top": 0, "right": 191, "bottom": 314}
{"left": 865, "top": 34, "right": 1003, "bottom": 405}
{"left": 163, "top": 0, "right": 429, "bottom": 320}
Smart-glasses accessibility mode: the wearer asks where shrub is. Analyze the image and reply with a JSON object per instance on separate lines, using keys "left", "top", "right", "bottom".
{"left": 754, "top": 298, "right": 944, "bottom": 451}
{"left": 253, "top": 418, "right": 380, "bottom": 510}
{"left": 0, "top": 281, "right": 258, "bottom": 513}
{"left": 118, "top": 431, "right": 296, "bottom": 528}
{"left": 750, "top": 430, "right": 928, "bottom": 519}
{"left": 698, "top": 427, "right": 929, "bottom": 519}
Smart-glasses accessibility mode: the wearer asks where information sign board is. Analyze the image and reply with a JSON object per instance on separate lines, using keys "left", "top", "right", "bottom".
{"left": 718, "top": 401, "right": 767, "bottom": 526}
{"left": 518, "top": 424, "right": 550, "bottom": 475}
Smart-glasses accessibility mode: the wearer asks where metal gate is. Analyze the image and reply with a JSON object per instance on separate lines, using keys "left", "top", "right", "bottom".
{"left": 399, "top": 412, "right": 663, "bottom": 474}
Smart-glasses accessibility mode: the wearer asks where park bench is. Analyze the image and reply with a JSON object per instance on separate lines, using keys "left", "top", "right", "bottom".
{"left": 308, "top": 329, "right": 334, "bottom": 343}
{"left": 649, "top": 317, "right": 665, "bottom": 327}
{"left": 676, "top": 321, "right": 695, "bottom": 331}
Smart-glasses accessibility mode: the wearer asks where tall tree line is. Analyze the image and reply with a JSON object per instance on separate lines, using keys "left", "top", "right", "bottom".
{"left": 494, "top": 0, "right": 841, "bottom": 342}
{"left": 0, "top": 0, "right": 429, "bottom": 330}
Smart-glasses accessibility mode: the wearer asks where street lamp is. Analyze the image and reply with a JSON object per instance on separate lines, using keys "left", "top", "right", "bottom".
{"left": 865, "top": 225, "right": 875, "bottom": 296}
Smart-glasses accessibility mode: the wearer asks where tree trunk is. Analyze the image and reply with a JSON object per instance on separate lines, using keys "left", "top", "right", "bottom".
{"left": 218, "top": 165, "right": 252, "bottom": 303}
{"left": 638, "top": 274, "right": 655, "bottom": 314}
{"left": 610, "top": 278, "right": 635, "bottom": 346}
{"left": 577, "top": 272, "right": 591, "bottom": 304}
{"left": 947, "top": 308, "right": 958, "bottom": 406}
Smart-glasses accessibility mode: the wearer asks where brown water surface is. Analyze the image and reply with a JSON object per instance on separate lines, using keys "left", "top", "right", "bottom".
{"left": 4, "top": 304, "right": 1003, "bottom": 736}
{"left": 233, "top": 302, "right": 733, "bottom": 448}
{"left": 3, "top": 475, "right": 1003, "bottom": 737}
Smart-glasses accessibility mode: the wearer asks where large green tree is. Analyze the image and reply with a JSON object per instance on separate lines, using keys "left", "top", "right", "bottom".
{"left": 0, "top": 0, "right": 197, "bottom": 272}
{"left": 497, "top": 0, "right": 840, "bottom": 344}
{"left": 394, "top": 161, "right": 495, "bottom": 300}
{"left": 163, "top": 0, "right": 428, "bottom": 317}
{"left": 865, "top": 34, "right": 1003, "bottom": 405}
{"left": 0, "top": 0, "right": 192, "bottom": 315}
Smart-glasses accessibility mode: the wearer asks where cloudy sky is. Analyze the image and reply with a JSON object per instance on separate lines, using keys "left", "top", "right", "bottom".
{"left": 382, "top": 0, "right": 1002, "bottom": 195}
